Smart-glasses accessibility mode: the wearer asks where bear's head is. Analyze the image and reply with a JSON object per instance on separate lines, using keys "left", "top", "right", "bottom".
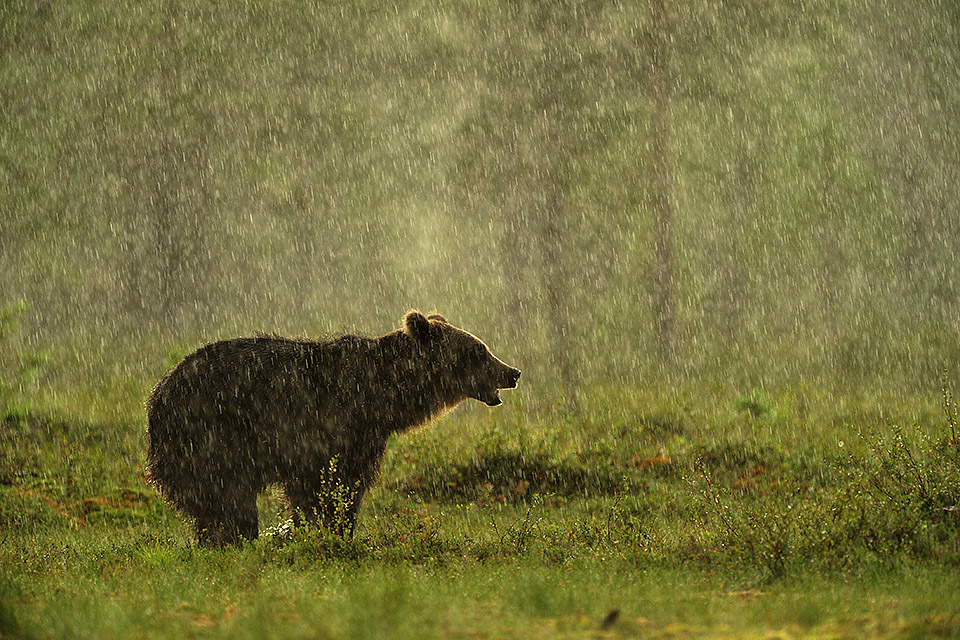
{"left": 403, "top": 310, "right": 521, "bottom": 406}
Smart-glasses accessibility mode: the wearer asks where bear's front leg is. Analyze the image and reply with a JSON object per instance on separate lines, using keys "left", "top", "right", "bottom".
{"left": 284, "top": 476, "right": 362, "bottom": 538}
{"left": 284, "top": 479, "right": 321, "bottom": 529}
{"left": 320, "top": 483, "right": 365, "bottom": 539}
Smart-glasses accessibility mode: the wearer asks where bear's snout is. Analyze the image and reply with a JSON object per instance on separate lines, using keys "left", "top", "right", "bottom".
{"left": 505, "top": 368, "right": 521, "bottom": 388}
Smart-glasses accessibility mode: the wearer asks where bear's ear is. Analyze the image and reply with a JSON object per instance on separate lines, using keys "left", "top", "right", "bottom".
{"left": 426, "top": 312, "right": 446, "bottom": 323}
{"left": 403, "top": 310, "right": 433, "bottom": 342}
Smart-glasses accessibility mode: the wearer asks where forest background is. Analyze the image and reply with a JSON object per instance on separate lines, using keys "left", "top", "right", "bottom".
{"left": 3, "top": 0, "right": 958, "bottom": 410}
{"left": 4, "top": 2, "right": 960, "bottom": 638}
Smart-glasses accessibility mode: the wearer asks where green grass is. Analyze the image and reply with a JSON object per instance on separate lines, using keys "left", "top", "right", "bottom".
{"left": 3, "top": 385, "right": 960, "bottom": 639}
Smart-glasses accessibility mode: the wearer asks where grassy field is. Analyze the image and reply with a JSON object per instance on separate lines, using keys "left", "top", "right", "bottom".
{"left": 4, "top": 1, "right": 960, "bottom": 636}
{"left": 3, "top": 382, "right": 960, "bottom": 639}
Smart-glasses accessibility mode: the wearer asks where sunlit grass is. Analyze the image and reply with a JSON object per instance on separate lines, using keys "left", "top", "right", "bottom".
{"left": 3, "top": 382, "right": 960, "bottom": 638}
{"left": 4, "top": 523, "right": 960, "bottom": 639}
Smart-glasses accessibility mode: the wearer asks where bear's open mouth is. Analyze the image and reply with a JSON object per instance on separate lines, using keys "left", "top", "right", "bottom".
{"left": 476, "top": 388, "right": 502, "bottom": 406}
{"left": 472, "top": 368, "right": 519, "bottom": 407}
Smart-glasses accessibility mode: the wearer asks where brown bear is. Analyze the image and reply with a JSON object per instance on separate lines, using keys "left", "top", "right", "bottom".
{"left": 146, "top": 310, "right": 520, "bottom": 547}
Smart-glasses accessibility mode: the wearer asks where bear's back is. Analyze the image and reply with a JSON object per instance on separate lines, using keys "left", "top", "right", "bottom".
{"left": 148, "top": 334, "right": 382, "bottom": 416}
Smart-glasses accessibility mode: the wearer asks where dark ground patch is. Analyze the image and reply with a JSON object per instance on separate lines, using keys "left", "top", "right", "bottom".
{"left": 396, "top": 451, "right": 629, "bottom": 504}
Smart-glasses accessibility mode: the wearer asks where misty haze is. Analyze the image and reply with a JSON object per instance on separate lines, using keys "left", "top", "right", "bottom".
{"left": 2, "top": 2, "right": 959, "bottom": 638}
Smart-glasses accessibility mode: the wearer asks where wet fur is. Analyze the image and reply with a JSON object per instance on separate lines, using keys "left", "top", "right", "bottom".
{"left": 146, "top": 311, "right": 519, "bottom": 547}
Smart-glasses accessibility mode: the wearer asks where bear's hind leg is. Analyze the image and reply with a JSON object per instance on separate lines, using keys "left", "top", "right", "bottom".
{"left": 195, "top": 494, "right": 258, "bottom": 547}
{"left": 237, "top": 500, "right": 259, "bottom": 541}
{"left": 196, "top": 517, "right": 228, "bottom": 548}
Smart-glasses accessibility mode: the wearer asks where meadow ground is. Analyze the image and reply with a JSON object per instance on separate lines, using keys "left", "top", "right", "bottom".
{"left": 3, "top": 384, "right": 960, "bottom": 639}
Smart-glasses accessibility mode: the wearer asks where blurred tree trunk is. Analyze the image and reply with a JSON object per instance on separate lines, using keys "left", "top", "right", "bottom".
{"left": 280, "top": 185, "right": 317, "bottom": 324}
{"left": 499, "top": 168, "right": 532, "bottom": 346}
{"left": 528, "top": 5, "right": 580, "bottom": 411}
{"left": 151, "top": 0, "right": 206, "bottom": 330}
{"left": 536, "top": 170, "right": 578, "bottom": 410}
{"left": 499, "top": 136, "right": 577, "bottom": 410}
{"left": 454, "top": 0, "right": 610, "bottom": 408}
{"left": 650, "top": 0, "right": 676, "bottom": 365}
